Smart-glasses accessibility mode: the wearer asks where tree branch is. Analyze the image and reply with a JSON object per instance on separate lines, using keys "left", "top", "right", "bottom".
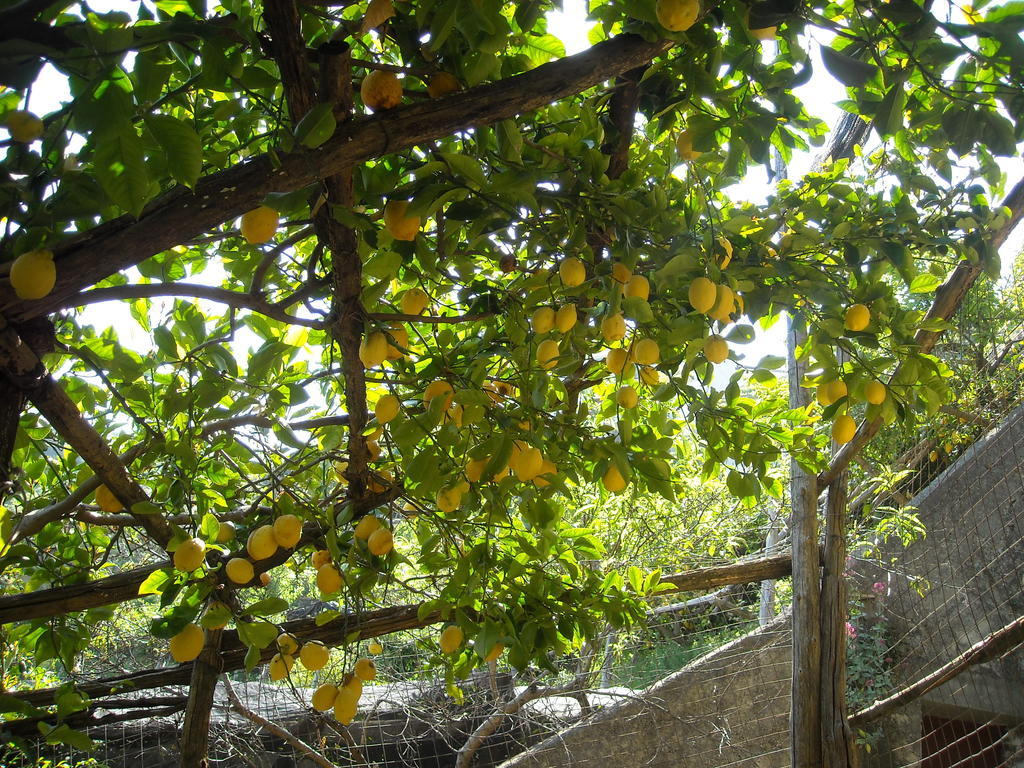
{"left": 0, "top": 33, "right": 674, "bottom": 322}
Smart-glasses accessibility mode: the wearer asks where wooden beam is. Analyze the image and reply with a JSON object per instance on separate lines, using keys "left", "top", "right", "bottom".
{"left": 178, "top": 628, "right": 224, "bottom": 767}
{"left": 0, "top": 34, "right": 673, "bottom": 323}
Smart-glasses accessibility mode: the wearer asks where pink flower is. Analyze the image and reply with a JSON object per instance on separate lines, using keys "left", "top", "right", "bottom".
{"left": 872, "top": 581, "right": 886, "bottom": 595}
{"left": 845, "top": 621, "right": 857, "bottom": 639}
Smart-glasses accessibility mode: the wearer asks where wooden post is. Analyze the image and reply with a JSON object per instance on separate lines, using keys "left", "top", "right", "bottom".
{"left": 788, "top": 313, "right": 821, "bottom": 768}
{"left": 179, "top": 628, "right": 224, "bottom": 767}
{"left": 760, "top": 505, "right": 781, "bottom": 626}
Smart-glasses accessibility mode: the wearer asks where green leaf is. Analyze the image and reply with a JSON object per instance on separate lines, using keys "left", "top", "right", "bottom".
{"left": 820, "top": 46, "right": 878, "bottom": 88}
{"left": 145, "top": 114, "right": 202, "bottom": 187}
{"left": 93, "top": 124, "right": 151, "bottom": 217}
{"left": 131, "top": 501, "right": 162, "bottom": 515}
{"left": 293, "top": 103, "right": 337, "bottom": 149}
{"left": 908, "top": 273, "right": 941, "bottom": 294}
{"left": 138, "top": 568, "right": 170, "bottom": 596}
{"left": 236, "top": 619, "right": 278, "bottom": 649}
{"left": 874, "top": 82, "right": 906, "bottom": 138}
{"left": 439, "top": 152, "right": 487, "bottom": 188}
{"left": 245, "top": 597, "right": 288, "bottom": 617}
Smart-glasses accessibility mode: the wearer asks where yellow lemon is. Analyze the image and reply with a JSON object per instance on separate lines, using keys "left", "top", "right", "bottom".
{"left": 611, "top": 262, "right": 632, "bottom": 283}
{"left": 311, "top": 549, "right": 331, "bottom": 569}
{"left": 533, "top": 459, "right": 558, "bottom": 488}
{"left": 816, "top": 383, "right": 834, "bottom": 406}
{"left": 632, "top": 338, "right": 660, "bottom": 365}
{"left": 277, "top": 633, "right": 300, "bottom": 655}
{"left": 865, "top": 380, "right": 887, "bottom": 405}
{"left": 439, "top": 625, "right": 464, "bottom": 654}
{"left": 317, "top": 563, "right": 343, "bottom": 595}
{"left": 385, "top": 324, "right": 409, "bottom": 359}
{"left": 606, "top": 348, "right": 629, "bottom": 376}
{"left": 483, "top": 643, "right": 505, "bottom": 663}
{"left": 359, "top": 331, "right": 389, "bottom": 368}
{"left": 602, "top": 464, "right": 628, "bottom": 493}
{"left": 354, "top": 514, "right": 381, "bottom": 540}
{"left": 300, "top": 641, "right": 330, "bottom": 671}
{"left": 169, "top": 623, "right": 205, "bottom": 663}
{"left": 312, "top": 684, "right": 338, "bottom": 711}
{"left": 826, "top": 380, "right": 848, "bottom": 403}
{"left": 360, "top": 69, "right": 403, "bottom": 111}
{"left": 173, "top": 537, "right": 206, "bottom": 573}
{"left": 601, "top": 313, "right": 627, "bottom": 342}
{"left": 369, "top": 641, "right": 384, "bottom": 655}
{"left": 531, "top": 306, "right": 555, "bottom": 334}
{"left": 845, "top": 303, "right": 871, "bottom": 332}
{"left": 537, "top": 339, "right": 560, "bottom": 370}
{"left": 216, "top": 520, "right": 236, "bottom": 543}
{"left": 367, "top": 527, "right": 393, "bottom": 556}
{"left": 710, "top": 284, "right": 735, "bottom": 322}
{"left": 354, "top": 657, "right": 376, "bottom": 681}
{"left": 436, "top": 486, "right": 463, "bottom": 514}
{"left": 95, "top": 484, "right": 123, "bottom": 513}
{"left": 688, "top": 277, "right": 717, "bottom": 314}
{"left": 259, "top": 572, "right": 271, "bottom": 587}
{"left": 656, "top": 0, "right": 700, "bottom": 31}
{"left": 374, "top": 394, "right": 401, "bottom": 424}
{"left": 514, "top": 446, "right": 544, "bottom": 482}
{"left": 246, "top": 524, "right": 278, "bottom": 561}
{"left": 423, "top": 379, "right": 455, "bottom": 411}
{"left": 269, "top": 652, "right": 294, "bottom": 682}
{"left": 427, "top": 71, "right": 462, "bottom": 98}
{"left": 383, "top": 200, "right": 420, "bottom": 241}
{"left": 751, "top": 24, "right": 777, "bottom": 40}
{"left": 623, "top": 275, "right": 650, "bottom": 300}
{"left": 832, "top": 414, "right": 857, "bottom": 444}
{"left": 239, "top": 206, "right": 279, "bottom": 244}
{"left": 465, "top": 458, "right": 487, "bottom": 483}
{"left": 704, "top": 335, "right": 729, "bottom": 364}
{"left": 400, "top": 287, "right": 429, "bottom": 315}
{"left": 559, "top": 257, "right": 586, "bottom": 287}
{"left": 639, "top": 365, "right": 662, "bottom": 387}
{"left": 333, "top": 693, "right": 358, "bottom": 724}
{"left": 272, "top": 514, "right": 303, "bottom": 549}
{"left": 225, "top": 557, "right": 254, "bottom": 584}
{"left": 5, "top": 110, "right": 44, "bottom": 143}
{"left": 9, "top": 249, "right": 56, "bottom": 300}
{"left": 555, "top": 304, "right": 577, "bottom": 333}
{"left": 616, "top": 385, "right": 639, "bottom": 409}
{"left": 676, "top": 129, "right": 702, "bottom": 161}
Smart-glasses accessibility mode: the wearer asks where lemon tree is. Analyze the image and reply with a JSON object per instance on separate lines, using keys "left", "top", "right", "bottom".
{"left": 0, "top": 0, "right": 1022, "bottom": 756}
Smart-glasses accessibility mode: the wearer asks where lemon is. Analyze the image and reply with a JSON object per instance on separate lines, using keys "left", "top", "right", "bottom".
{"left": 383, "top": 200, "right": 420, "bottom": 241}
{"left": 311, "top": 549, "right": 331, "bottom": 569}
{"left": 5, "top": 110, "right": 44, "bottom": 143}
{"left": 9, "top": 249, "right": 56, "bottom": 300}
{"left": 616, "top": 385, "right": 639, "bottom": 409}
{"left": 333, "top": 693, "right": 358, "bottom": 724}
{"left": 623, "top": 275, "right": 650, "bottom": 300}
{"left": 844, "top": 303, "right": 871, "bottom": 332}
{"left": 359, "top": 331, "right": 389, "bottom": 368}
{"left": 533, "top": 459, "right": 558, "bottom": 488}
{"left": 439, "top": 625, "right": 464, "bottom": 654}
{"left": 601, "top": 313, "right": 627, "bottom": 342}
{"left": 272, "top": 514, "right": 303, "bottom": 549}
{"left": 555, "top": 304, "right": 577, "bottom": 333}
{"left": 826, "top": 380, "right": 848, "bottom": 404}
{"left": 367, "top": 527, "right": 394, "bottom": 556}
{"left": 816, "top": 383, "right": 834, "bottom": 406}
{"left": 300, "top": 641, "right": 331, "bottom": 671}
{"left": 173, "top": 538, "right": 206, "bottom": 573}
{"left": 929, "top": 450, "right": 939, "bottom": 462}
{"left": 317, "top": 563, "right": 344, "bottom": 595}
{"left": 354, "top": 515, "right": 381, "bottom": 540}
{"left": 514, "top": 446, "right": 544, "bottom": 482}
{"left": 216, "top": 520, "right": 236, "bottom": 543}
{"left": 341, "top": 676, "right": 363, "bottom": 700}
{"left": 385, "top": 324, "right": 409, "bottom": 359}
{"left": 559, "top": 257, "right": 586, "bottom": 287}
{"left": 239, "top": 206, "right": 279, "bottom": 244}
{"left": 531, "top": 306, "right": 555, "bottom": 334}
{"left": 656, "top": 0, "right": 700, "bottom": 31}
{"left": 688, "top": 277, "right": 717, "bottom": 314}
{"left": 277, "top": 633, "right": 300, "bottom": 655}
{"left": 704, "top": 335, "right": 729, "bottom": 364}
{"left": 312, "top": 684, "right": 339, "bottom": 711}
{"left": 639, "top": 366, "right": 662, "bottom": 387}
{"left": 710, "top": 284, "right": 735, "bottom": 323}
{"left": 427, "top": 71, "right": 462, "bottom": 98}
{"left": 537, "top": 339, "right": 560, "bottom": 370}
{"left": 400, "top": 287, "right": 429, "bottom": 315}
{"left": 95, "top": 484, "right": 123, "bottom": 513}
{"left": 354, "top": 657, "right": 377, "bottom": 681}
{"left": 611, "top": 262, "right": 632, "bottom": 283}
{"left": 632, "top": 338, "right": 660, "bottom": 365}
{"left": 423, "top": 379, "right": 454, "bottom": 411}
{"left": 360, "top": 69, "right": 403, "bottom": 111}
{"left": 602, "top": 464, "right": 628, "bottom": 493}
{"left": 832, "top": 414, "right": 857, "bottom": 445}
{"left": 247, "top": 524, "right": 278, "bottom": 561}
{"left": 465, "top": 458, "right": 487, "bottom": 483}
{"left": 269, "top": 653, "right": 294, "bottom": 682}
{"left": 676, "top": 129, "right": 702, "bottom": 162}
{"left": 483, "top": 643, "right": 505, "bottom": 663}
{"left": 864, "top": 380, "right": 887, "bottom": 405}
{"left": 436, "top": 486, "right": 462, "bottom": 514}
{"left": 169, "top": 623, "right": 205, "bottom": 663}
{"left": 606, "top": 348, "right": 629, "bottom": 376}
{"left": 259, "top": 572, "right": 271, "bottom": 587}
{"left": 225, "top": 557, "right": 254, "bottom": 584}
{"left": 750, "top": 24, "right": 777, "bottom": 40}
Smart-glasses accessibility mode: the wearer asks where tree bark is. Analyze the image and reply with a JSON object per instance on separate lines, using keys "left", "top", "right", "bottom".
{"left": 179, "top": 628, "right": 224, "bottom": 768}
{"left": 788, "top": 313, "right": 821, "bottom": 768}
